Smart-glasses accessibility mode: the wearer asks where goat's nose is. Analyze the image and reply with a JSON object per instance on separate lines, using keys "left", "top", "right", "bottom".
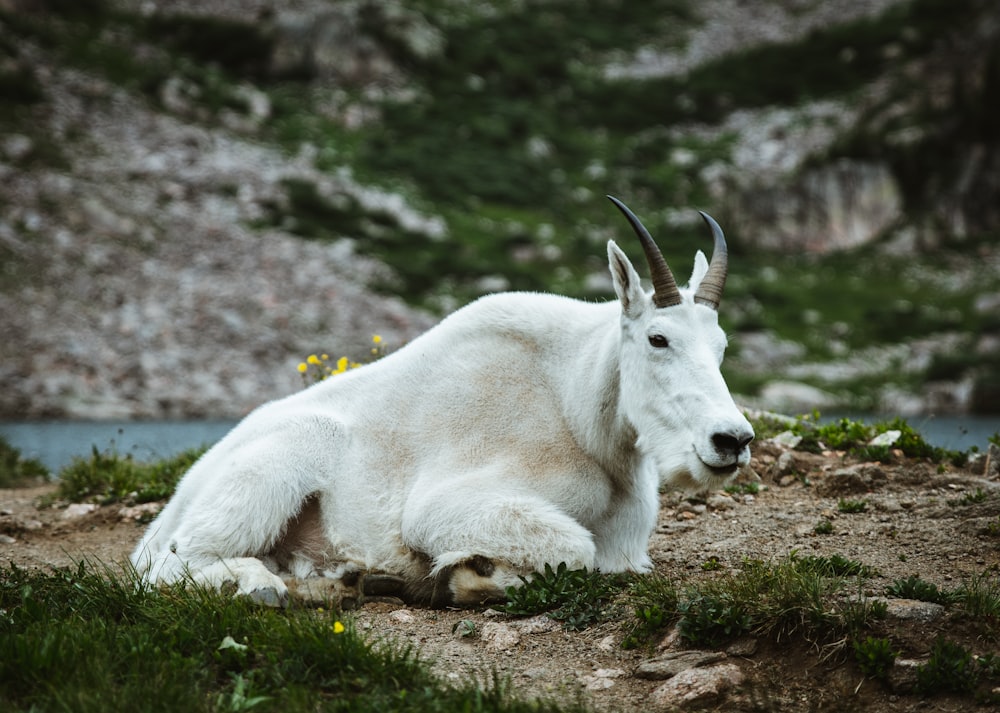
{"left": 712, "top": 429, "right": 754, "bottom": 457}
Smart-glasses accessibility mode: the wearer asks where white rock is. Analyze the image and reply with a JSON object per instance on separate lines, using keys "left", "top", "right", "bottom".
{"left": 479, "top": 622, "right": 521, "bottom": 651}
{"left": 62, "top": 503, "right": 98, "bottom": 519}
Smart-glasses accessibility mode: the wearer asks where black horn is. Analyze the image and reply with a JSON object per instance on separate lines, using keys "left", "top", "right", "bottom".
{"left": 607, "top": 195, "right": 681, "bottom": 308}
{"left": 693, "top": 211, "right": 728, "bottom": 310}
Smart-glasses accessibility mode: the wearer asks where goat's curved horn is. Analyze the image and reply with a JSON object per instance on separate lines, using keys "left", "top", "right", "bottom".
{"left": 607, "top": 195, "right": 681, "bottom": 308}
{"left": 693, "top": 210, "right": 728, "bottom": 310}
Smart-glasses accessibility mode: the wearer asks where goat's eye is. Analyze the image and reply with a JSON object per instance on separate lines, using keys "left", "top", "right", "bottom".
{"left": 648, "top": 334, "right": 670, "bottom": 349}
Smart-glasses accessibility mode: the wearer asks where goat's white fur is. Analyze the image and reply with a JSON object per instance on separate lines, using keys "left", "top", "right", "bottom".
{"left": 131, "top": 237, "right": 753, "bottom": 605}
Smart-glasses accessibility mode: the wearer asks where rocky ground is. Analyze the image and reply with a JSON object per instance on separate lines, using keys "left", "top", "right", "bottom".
{"left": 4, "top": 436, "right": 1000, "bottom": 712}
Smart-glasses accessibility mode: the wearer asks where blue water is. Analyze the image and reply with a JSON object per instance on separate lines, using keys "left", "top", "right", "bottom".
{"left": 0, "top": 414, "right": 997, "bottom": 475}
{"left": 0, "top": 421, "right": 237, "bottom": 473}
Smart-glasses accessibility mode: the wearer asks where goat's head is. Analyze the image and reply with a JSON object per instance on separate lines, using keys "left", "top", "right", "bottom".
{"left": 606, "top": 196, "right": 754, "bottom": 490}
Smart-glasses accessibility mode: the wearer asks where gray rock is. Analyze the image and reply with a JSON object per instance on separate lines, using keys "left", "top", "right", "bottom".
{"left": 880, "top": 597, "right": 946, "bottom": 623}
{"left": 648, "top": 662, "right": 744, "bottom": 708}
{"left": 635, "top": 650, "right": 728, "bottom": 680}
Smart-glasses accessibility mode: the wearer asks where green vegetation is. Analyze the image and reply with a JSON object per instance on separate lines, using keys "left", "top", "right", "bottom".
{"left": 886, "top": 575, "right": 956, "bottom": 605}
{"left": 813, "top": 519, "right": 835, "bottom": 535}
{"left": 916, "top": 638, "right": 979, "bottom": 695}
{"left": 854, "top": 636, "right": 898, "bottom": 680}
{"left": 625, "top": 554, "right": 880, "bottom": 650}
{"left": 780, "top": 413, "right": 968, "bottom": 465}
{"left": 0, "top": 562, "right": 582, "bottom": 713}
{"left": 0, "top": 437, "right": 48, "bottom": 489}
{"left": 56, "top": 445, "right": 206, "bottom": 505}
{"left": 948, "top": 487, "right": 988, "bottom": 506}
{"left": 837, "top": 498, "right": 869, "bottom": 514}
{"left": 2, "top": 0, "right": 997, "bottom": 407}
{"left": 495, "top": 562, "right": 629, "bottom": 631}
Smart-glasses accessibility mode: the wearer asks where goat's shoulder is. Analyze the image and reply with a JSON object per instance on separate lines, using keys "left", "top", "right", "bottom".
{"left": 448, "top": 291, "right": 612, "bottom": 337}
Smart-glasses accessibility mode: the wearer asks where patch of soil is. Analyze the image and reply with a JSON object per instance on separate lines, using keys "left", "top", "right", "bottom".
{"left": 3, "top": 442, "right": 1000, "bottom": 712}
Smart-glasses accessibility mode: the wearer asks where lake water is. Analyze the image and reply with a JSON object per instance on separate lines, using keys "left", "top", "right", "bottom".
{"left": 1, "top": 415, "right": 998, "bottom": 475}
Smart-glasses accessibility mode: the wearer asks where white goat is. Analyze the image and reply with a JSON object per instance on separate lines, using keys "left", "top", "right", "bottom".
{"left": 131, "top": 196, "right": 754, "bottom": 606}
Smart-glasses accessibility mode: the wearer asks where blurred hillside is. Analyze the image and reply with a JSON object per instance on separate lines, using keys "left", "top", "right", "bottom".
{"left": 0, "top": 0, "right": 997, "bottom": 419}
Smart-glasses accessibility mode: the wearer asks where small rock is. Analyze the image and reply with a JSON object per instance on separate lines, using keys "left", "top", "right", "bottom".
{"left": 868, "top": 430, "right": 900, "bottom": 447}
{"left": 513, "top": 614, "right": 559, "bottom": 634}
{"left": 580, "top": 668, "right": 625, "bottom": 691}
{"left": 707, "top": 494, "right": 734, "bottom": 511}
{"left": 875, "top": 497, "right": 903, "bottom": 513}
{"left": 62, "top": 503, "right": 99, "bottom": 520}
{"left": 770, "top": 430, "right": 802, "bottom": 449}
{"left": 597, "top": 634, "right": 617, "bottom": 651}
{"left": 388, "top": 609, "right": 416, "bottom": 624}
{"left": 880, "top": 598, "right": 945, "bottom": 622}
{"left": 480, "top": 622, "right": 520, "bottom": 651}
{"left": 635, "top": 650, "right": 727, "bottom": 680}
{"left": 649, "top": 663, "right": 744, "bottom": 708}
{"left": 118, "top": 503, "right": 161, "bottom": 521}
{"left": 0, "top": 534, "right": 16, "bottom": 544}
{"left": 726, "top": 638, "right": 759, "bottom": 657}
{"left": 887, "top": 658, "right": 923, "bottom": 693}
{"left": 21, "top": 519, "right": 43, "bottom": 531}
{"left": 2, "top": 134, "right": 33, "bottom": 161}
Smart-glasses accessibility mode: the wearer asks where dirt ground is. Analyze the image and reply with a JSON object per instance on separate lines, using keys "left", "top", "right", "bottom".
{"left": 3, "top": 439, "right": 1000, "bottom": 712}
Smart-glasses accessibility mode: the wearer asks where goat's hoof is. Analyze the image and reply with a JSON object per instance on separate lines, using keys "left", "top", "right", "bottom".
{"left": 245, "top": 585, "right": 287, "bottom": 609}
{"left": 363, "top": 573, "right": 408, "bottom": 597}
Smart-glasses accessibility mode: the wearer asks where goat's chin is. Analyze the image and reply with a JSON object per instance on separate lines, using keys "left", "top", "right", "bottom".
{"left": 662, "top": 459, "right": 740, "bottom": 493}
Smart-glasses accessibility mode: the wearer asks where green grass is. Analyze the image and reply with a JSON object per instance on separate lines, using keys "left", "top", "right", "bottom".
{"left": 0, "top": 436, "right": 49, "bottom": 489}
{"left": 783, "top": 413, "right": 969, "bottom": 465}
{"left": 0, "top": 562, "right": 583, "bottom": 713}
{"left": 55, "top": 445, "right": 206, "bottom": 504}
{"left": 624, "top": 553, "right": 881, "bottom": 650}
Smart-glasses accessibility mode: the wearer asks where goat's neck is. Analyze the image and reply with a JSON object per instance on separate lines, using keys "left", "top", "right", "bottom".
{"left": 558, "top": 318, "right": 639, "bottom": 482}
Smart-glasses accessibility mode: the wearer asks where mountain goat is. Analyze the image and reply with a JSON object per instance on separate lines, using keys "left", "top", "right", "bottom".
{"left": 131, "top": 196, "right": 754, "bottom": 607}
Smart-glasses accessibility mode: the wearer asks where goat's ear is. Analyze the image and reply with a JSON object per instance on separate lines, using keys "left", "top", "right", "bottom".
{"left": 688, "top": 250, "right": 709, "bottom": 291}
{"left": 608, "top": 240, "right": 646, "bottom": 317}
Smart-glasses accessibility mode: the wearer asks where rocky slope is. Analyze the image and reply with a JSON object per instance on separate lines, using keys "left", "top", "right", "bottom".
{"left": 0, "top": 0, "right": 997, "bottom": 420}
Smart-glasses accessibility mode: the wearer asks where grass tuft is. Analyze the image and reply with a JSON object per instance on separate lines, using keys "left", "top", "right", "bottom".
{"left": 55, "top": 445, "right": 206, "bottom": 504}
{"left": 496, "top": 562, "right": 630, "bottom": 630}
{"left": 0, "top": 436, "right": 49, "bottom": 488}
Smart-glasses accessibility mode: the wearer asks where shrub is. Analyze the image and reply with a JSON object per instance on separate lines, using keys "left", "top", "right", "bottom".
{"left": 916, "top": 638, "right": 979, "bottom": 695}
{"left": 837, "top": 498, "right": 868, "bottom": 514}
{"left": 0, "top": 436, "right": 49, "bottom": 488}
{"left": 496, "top": 562, "right": 628, "bottom": 630}
{"left": 886, "top": 575, "right": 956, "bottom": 605}
{"left": 677, "top": 591, "right": 752, "bottom": 646}
{"left": 853, "top": 636, "right": 897, "bottom": 679}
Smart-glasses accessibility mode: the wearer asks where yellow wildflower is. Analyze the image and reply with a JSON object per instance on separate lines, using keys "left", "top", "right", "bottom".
{"left": 297, "top": 362, "right": 308, "bottom": 373}
{"left": 332, "top": 621, "right": 345, "bottom": 634}
{"left": 307, "top": 354, "right": 322, "bottom": 366}
{"left": 336, "top": 356, "right": 349, "bottom": 372}
{"left": 372, "top": 335, "right": 382, "bottom": 345}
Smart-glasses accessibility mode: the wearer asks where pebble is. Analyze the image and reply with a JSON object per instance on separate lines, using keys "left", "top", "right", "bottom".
{"left": 580, "top": 668, "right": 625, "bottom": 691}
{"left": 62, "top": 503, "right": 99, "bottom": 519}
{"left": 479, "top": 622, "right": 520, "bottom": 651}
{"left": 388, "top": 609, "right": 416, "bottom": 624}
